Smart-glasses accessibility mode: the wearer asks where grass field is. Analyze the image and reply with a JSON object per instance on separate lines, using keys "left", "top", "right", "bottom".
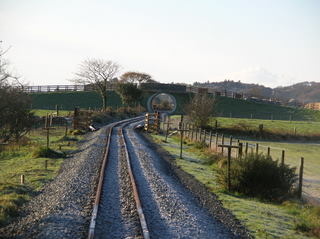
{"left": 32, "top": 109, "right": 72, "bottom": 117}
{"left": 30, "top": 91, "right": 320, "bottom": 121}
{"left": 0, "top": 127, "right": 82, "bottom": 226}
{"left": 215, "top": 96, "right": 320, "bottom": 121}
{"left": 212, "top": 117, "right": 320, "bottom": 136}
{"left": 242, "top": 139, "right": 320, "bottom": 202}
{"left": 150, "top": 133, "right": 320, "bottom": 239}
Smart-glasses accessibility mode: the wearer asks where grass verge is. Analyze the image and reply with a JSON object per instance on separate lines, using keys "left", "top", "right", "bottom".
{"left": 0, "top": 127, "right": 82, "bottom": 227}
{"left": 150, "top": 133, "right": 320, "bottom": 239}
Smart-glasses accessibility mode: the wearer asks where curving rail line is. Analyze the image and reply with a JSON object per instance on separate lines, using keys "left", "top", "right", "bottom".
{"left": 88, "top": 117, "right": 149, "bottom": 239}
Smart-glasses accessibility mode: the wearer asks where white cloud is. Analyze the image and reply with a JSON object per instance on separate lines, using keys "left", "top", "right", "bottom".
{"left": 224, "top": 67, "right": 297, "bottom": 87}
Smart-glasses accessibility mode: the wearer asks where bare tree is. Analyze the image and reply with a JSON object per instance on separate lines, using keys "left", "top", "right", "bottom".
{"left": 0, "top": 44, "right": 34, "bottom": 143}
{"left": 120, "top": 71, "right": 156, "bottom": 85}
{"left": 185, "top": 93, "right": 215, "bottom": 128}
{"left": 0, "top": 45, "right": 19, "bottom": 86}
{"left": 72, "top": 59, "right": 120, "bottom": 110}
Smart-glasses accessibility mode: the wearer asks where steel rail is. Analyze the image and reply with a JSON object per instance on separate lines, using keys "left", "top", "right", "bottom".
{"left": 88, "top": 125, "right": 113, "bottom": 239}
{"left": 120, "top": 125, "right": 150, "bottom": 239}
{"left": 87, "top": 117, "right": 145, "bottom": 239}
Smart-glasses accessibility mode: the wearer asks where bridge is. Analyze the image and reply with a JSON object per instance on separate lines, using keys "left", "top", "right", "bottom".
{"left": 28, "top": 83, "right": 244, "bottom": 114}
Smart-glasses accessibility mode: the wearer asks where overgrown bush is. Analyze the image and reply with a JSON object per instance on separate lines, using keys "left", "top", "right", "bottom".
{"left": 116, "top": 82, "right": 142, "bottom": 107}
{"left": 32, "top": 146, "right": 66, "bottom": 158}
{"left": 217, "top": 153, "right": 297, "bottom": 201}
{"left": 185, "top": 93, "right": 215, "bottom": 128}
{"left": 0, "top": 87, "right": 35, "bottom": 143}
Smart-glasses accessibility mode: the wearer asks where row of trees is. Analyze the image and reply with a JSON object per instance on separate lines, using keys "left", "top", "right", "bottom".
{"left": 73, "top": 59, "right": 156, "bottom": 110}
{"left": 0, "top": 53, "right": 214, "bottom": 143}
{"left": 72, "top": 58, "right": 215, "bottom": 128}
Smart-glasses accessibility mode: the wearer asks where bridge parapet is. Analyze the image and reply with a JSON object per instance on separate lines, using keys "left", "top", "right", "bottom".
{"left": 25, "top": 83, "right": 247, "bottom": 100}
{"left": 140, "top": 83, "right": 187, "bottom": 93}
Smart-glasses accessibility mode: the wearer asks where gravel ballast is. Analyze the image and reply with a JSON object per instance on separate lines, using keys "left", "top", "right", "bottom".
{"left": 0, "top": 127, "right": 109, "bottom": 239}
{"left": 1, "top": 117, "right": 252, "bottom": 239}
{"left": 94, "top": 127, "right": 141, "bottom": 239}
{"left": 124, "top": 122, "right": 238, "bottom": 239}
{"left": 139, "top": 130, "right": 253, "bottom": 238}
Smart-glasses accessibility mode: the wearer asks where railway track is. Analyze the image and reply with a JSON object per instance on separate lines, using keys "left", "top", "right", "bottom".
{"left": 88, "top": 117, "right": 148, "bottom": 239}
{"left": 88, "top": 117, "right": 238, "bottom": 239}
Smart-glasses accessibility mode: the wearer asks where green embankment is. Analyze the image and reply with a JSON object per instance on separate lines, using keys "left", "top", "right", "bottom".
{"left": 30, "top": 91, "right": 320, "bottom": 121}
{"left": 215, "top": 96, "right": 320, "bottom": 121}
{"left": 30, "top": 91, "right": 117, "bottom": 110}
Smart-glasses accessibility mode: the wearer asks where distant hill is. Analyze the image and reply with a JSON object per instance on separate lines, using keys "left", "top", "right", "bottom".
{"left": 274, "top": 82, "right": 320, "bottom": 104}
{"left": 194, "top": 80, "right": 320, "bottom": 104}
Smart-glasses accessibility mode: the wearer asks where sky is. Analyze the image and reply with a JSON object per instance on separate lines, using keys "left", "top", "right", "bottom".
{"left": 0, "top": 0, "right": 319, "bottom": 88}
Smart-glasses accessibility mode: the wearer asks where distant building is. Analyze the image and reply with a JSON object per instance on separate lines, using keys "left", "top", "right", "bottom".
{"left": 304, "top": 102, "right": 320, "bottom": 110}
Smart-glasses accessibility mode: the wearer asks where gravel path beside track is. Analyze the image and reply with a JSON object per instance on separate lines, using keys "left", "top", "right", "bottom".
{"left": 124, "top": 123, "right": 235, "bottom": 239}
{"left": 0, "top": 127, "right": 108, "bottom": 239}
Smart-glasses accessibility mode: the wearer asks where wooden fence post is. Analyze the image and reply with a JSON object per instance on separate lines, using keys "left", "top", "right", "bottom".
{"left": 56, "top": 104, "right": 59, "bottom": 116}
{"left": 245, "top": 142, "right": 248, "bottom": 155}
{"left": 229, "top": 136, "right": 233, "bottom": 146}
{"left": 221, "top": 134, "right": 225, "bottom": 154}
{"left": 46, "top": 128, "right": 50, "bottom": 149}
{"left": 281, "top": 150, "right": 285, "bottom": 166}
{"left": 298, "top": 157, "right": 304, "bottom": 198}
{"left": 45, "top": 160, "right": 48, "bottom": 170}
{"left": 179, "top": 115, "right": 184, "bottom": 159}
{"left": 20, "top": 175, "right": 25, "bottom": 185}
{"left": 209, "top": 131, "right": 213, "bottom": 149}
{"left": 227, "top": 147, "right": 231, "bottom": 190}
{"left": 65, "top": 120, "right": 68, "bottom": 136}
{"left": 195, "top": 128, "right": 198, "bottom": 141}
{"left": 215, "top": 133, "right": 218, "bottom": 150}
{"left": 164, "top": 116, "right": 170, "bottom": 143}
{"left": 199, "top": 128, "right": 202, "bottom": 142}
{"left": 238, "top": 143, "right": 243, "bottom": 158}
{"left": 49, "top": 114, "right": 53, "bottom": 126}
{"left": 218, "top": 144, "right": 240, "bottom": 192}
{"left": 255, "top": 143, "right": 259, "bottom": 155}
{"left": 267, "top": 147, "right": 271, "bottom": 157}
{"left": 203, "top": 130, "right": 206, "bottom": 143}
{"left": 45, "top": 113, "right": 48, "bottom": 128}
{"left": 191, "top": 125, "right": 194, "bottom": 141}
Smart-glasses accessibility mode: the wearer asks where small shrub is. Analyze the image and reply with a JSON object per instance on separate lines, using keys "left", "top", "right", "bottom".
{"left": 32, "top": 146, "right": 66, "bottom": 158}
{"left": 217, "top": 153, "right": 297, "bottom": 201}
{"left": 295, "top": 221, "right": 311, "bottom": 233}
